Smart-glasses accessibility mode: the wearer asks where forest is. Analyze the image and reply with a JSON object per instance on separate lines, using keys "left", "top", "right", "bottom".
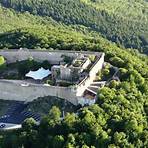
{"left": 0, "top": 0, "right": 147, "bottom": 54}
{"left": 0, "top": 1, "right": 147, "bottom": 148}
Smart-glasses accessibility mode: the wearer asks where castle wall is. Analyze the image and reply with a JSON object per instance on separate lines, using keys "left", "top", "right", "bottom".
{"left": 89, "top": 53, "right": 105, "bottom": 77}
{"left": 76, "top": 53, "right": 104, "bottom": 96}
{"left": 0, "top": 50, "right": 80, "bottom": 64}
{"left": 0, "top": 50, "right": 102, "bottom": 64}
{"left": 0, "top": 80, "right": 78, "bottom": 105}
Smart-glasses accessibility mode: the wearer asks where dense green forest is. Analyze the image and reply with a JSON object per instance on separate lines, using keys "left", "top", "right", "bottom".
{"left": 0, "top": 0, "right": 148, "bottom": 53}
{"left": 0, "top": 1, "right": 148, "bottom": 148}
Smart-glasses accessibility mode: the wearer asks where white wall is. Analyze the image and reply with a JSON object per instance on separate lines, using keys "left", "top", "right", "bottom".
{"left": 76, "top": 53, "right": 104, "bottom": 96}
{"left": 89, "top": 53, "right": 105, "bottom": 77}
{"left": 0, "top": 80, "right": 78, "bottom": 105}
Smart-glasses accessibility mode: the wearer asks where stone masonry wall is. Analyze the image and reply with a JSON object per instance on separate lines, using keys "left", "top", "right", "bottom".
{"left": 0, "top": 80, "right": 78, "bottom": 105}
{"left": 0, "top": 50, "right": 101, "bottom": 64}
{"left": 76, "top": 53, "right": 105, "bottom": 96}
{"left": 0, "top": 50, "right": 78, "bottom": 64}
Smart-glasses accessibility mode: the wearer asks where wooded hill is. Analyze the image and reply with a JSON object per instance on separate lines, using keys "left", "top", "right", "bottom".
{"left": 0, "top": 2, "right": 147, "bottom": 148}
{"left": 0, "top": 0, "right": 148, "bottom": 54}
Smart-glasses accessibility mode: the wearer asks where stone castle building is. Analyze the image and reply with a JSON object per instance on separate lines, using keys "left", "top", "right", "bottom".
{"left": 0, "top": 49, "right": 105, "bottom": 105}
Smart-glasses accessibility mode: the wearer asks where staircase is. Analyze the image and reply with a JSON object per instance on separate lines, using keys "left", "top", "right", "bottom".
{"left": 86, "top": 81, "right": 106, "bottom": 95}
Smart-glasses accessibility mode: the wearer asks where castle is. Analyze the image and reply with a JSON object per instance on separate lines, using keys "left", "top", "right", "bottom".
{"left": 0, "top": 49, "right": 105, "bottom": 105}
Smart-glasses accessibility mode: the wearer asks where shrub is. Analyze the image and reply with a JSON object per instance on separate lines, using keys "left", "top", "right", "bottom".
{"left": 109, "top": 56, "right": 125, "bottom": 67}
{"left": 0, "top": 55, "right": 6, "bottom": 69}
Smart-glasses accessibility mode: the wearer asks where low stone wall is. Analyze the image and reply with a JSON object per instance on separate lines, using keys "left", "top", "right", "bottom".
{"left": 0, "top": 80, "right": 78, "bottom": 105}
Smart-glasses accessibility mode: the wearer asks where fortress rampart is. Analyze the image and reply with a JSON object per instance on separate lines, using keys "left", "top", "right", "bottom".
{"left": 0, "top": 79, "right": 78, "bottom": 105}
{"left": 0, "top": 49, "right": 101, "bottom": 64}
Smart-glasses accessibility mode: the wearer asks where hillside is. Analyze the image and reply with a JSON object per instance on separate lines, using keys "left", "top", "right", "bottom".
{"left": 0, "top": 6, "right": 115, "bottom": 50}
{"left": 0, "top": 6, "right": 147, "bottom": 74}
{"left": 0, "top": 4, "right": 148, "bottom": 148}
{"left": 0, "top": 0, "right": 148, "bottom": 53}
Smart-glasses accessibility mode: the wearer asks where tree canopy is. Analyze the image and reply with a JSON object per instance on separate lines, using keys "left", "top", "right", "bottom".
{"left": 0, "top": 1, "right": 147, "bottom": 147}
{"left": 0, "top": 0, "right": 148, "bottom": 53}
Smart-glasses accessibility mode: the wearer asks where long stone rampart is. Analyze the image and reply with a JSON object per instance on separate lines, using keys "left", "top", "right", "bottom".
{"left": 0, "top": 49, "right": 102, "bottom": 64}
{"left": 0, "top": 80, "right": 78, "bottom": 105}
